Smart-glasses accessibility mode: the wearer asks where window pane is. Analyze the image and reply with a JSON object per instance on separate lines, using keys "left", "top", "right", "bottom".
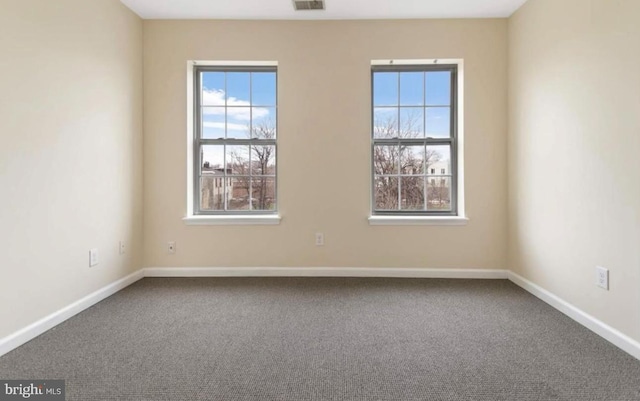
{"left": 400, "top": 145, "right": 425, "bottom": 175}
{"left": 252, "top": 72, "right": 276, "bottom": 106}
{"left": 201, "top": 145, "right": 225, "bottom": 172}
{"left": 226, "top": 108, "right": 251, "bottom": 139}
{"left": 201, "top": 145, "right": 226, "bottom": 211}
{"left": 400, "top": 72, "right": 424, "bottom": 106}
{"left": 226, "top": 145, "right": 250, "bottom": 175}
{"left": 427, "top": 177, "right": 452, "bottom": 211}
{"left": 251, "top": 177, "right": 276, "bottom": 211}
{"left": 228, "top": 177, "right": 250, "bottom": 210}
{"left": 200, "top": 176, "right": 226, "bottom": 211}
{"left": 401, "top": 176, "right": 425, "bottom": 210}
{"left": 373, "top": 145, "right": 399, "bottom": 175}
{"left": 201, "top": 72, "right": 225, "bottom": 106}
{"left": 227, "top": 177, "right": 251, "bottom": 210}
{"left": 373, "top": 72, "right": 398, "bottom": 106}
{"left": 399, "top": 107, "right": 424, "bottom": 138}
{"left": 201, "top": 107, "right": 225, "bottom": 139}
{"left": 250, "top": 145, "right": 276, "bottom": 175}
{"left": 425, "top": 71, "right": 451, "bottom": 106}
{"left": 427, "top": 145, "right": 451, "bottom": 175}
{"left": 374, "top": 176, "right": 399, "bottom": 210}
{"left": 252, "top": 107, "right": 276, "bottom": 139}
{"left": 425, "top": 107, "right": 451, "bottom": 138}
{"left": 373, "top": 107, "right": 398, "bottom": 139}
{"left": 226, "top": 72, "right": 250, "bottom": 104}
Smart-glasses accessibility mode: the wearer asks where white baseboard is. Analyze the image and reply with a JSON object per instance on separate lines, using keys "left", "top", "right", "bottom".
{"left": 2, "top": 267, "right": 638, "bottom": 363}
{"left": 0, "top": 266, "right": 503, "bottom": 357}
{"left": 508, "top": 271, "right": 640, "bottom": 361}
{"left": 0, "top": 269, "right": 144, "bottom": 358}
{"left": 143, "top": 267, "right": 509, "bottom": 279}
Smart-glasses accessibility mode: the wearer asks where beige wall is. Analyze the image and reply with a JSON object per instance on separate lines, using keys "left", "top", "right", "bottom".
{"left": 508, "top": 0, "right": 640, "bottom": 342}
{"left": 2, "top": 0, "right": 638, "bottom": 352}
{"left": 143, "top": 19, "right": 508, "bottom": 268}
{"left": 0, "top": 0, "right": 143, "bottom": 338}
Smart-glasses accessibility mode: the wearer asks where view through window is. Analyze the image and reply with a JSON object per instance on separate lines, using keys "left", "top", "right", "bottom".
{"left": 372, "top": 64, "right": 457, "bottom": 215}
{"left": 194, "top": 66, "right": 277, "bottom": 214}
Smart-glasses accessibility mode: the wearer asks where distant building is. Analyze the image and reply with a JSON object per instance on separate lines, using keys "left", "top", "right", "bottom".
{"left": 427, "top": 161, "right": 451, "bottom": 208}
{"left": 201, "top": 164, "right": 275, "bottom": 210}
{"left": 427, "top": 160, "right": 450, "bottom": 186}
{"left": 201, "top": 166, "right": 232, "bottom": 209}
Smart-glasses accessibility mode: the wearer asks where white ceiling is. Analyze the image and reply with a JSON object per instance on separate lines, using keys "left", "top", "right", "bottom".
{"left": 120, "top": 0, "right": 529, "bottom": 20}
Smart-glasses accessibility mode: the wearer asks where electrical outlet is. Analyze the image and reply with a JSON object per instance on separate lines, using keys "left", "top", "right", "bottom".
{"left": 315, "top": 233, "right": 324, "bottom": 246}
{"left": 596, "top": 266, "right": 609, "bottom": 290}
{"left": 89, "top": 248, "right": 99, "bottom": 267}
{"left": 119, "top": 241, "right": 126, "bottom": 255}
{"left": 168, "top": 241, "right": 176, "bottom": 254}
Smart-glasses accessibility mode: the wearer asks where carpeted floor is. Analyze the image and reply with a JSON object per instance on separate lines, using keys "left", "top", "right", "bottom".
{"left": 1, "top": 278, "right": 639, "bottom": 400}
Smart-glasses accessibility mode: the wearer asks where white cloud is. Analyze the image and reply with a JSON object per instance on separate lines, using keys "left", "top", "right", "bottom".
{"left": 202, "top": 89, "right": 269, "bottom": 121}
{"left": 202, "top": 89, "right": 226, "bottom": 106}
{"left": 374, "top": 108, "right": 396, "bottom": 114}
{"left": 203, "top": 122, "right": 247, "bottom": 131}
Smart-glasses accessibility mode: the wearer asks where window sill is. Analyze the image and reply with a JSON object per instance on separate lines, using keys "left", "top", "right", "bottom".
{"left": 183, "top": 215, "right": 281, "bottom": 226}
{"left": 368, "top": 215, "right": 469, "bottom": 226}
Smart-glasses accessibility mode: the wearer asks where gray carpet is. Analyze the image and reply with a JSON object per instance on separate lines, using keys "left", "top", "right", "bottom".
{"left": 1, "top": 278, "right": 639, "bottom": 401}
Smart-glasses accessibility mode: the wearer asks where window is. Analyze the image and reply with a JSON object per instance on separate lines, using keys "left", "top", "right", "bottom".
{"left": 194, "top": 66, "right": 277, "bottom": 215}
{"left": 371, "top": 64, "right": 458, "bottom": 215}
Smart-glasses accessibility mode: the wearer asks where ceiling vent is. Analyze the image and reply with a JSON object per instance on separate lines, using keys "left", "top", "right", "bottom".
{"left": 292, "top": 0, "right": 325, "bottom": 11}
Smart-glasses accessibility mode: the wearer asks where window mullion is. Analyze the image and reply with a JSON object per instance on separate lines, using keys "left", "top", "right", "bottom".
{"left": 423, "top": 145, "right": 428, "bottom": 211}
{"left": 373, "top": 138, "right": 451, "bottom": 146}
{"left": 425, "top": 138, "right": 453, "bottom": 145}
{"left": 423, "top": 70, "right": 427, "bottom": 143}
{"left": 200, "top": 139, "right": 275, "bottom": 146}
{"left": 195, "top": 71, "right": 203, "bottom": 215}
{"left": 396, "top": 140, "right": 401, "bottom": 210}
{"left": 223, "top": 72, "right": 229, "bottom": 211}
{"left": 249, "top": 145, "right": 253, "bottom": 210}
{"left": 249, "top": 72, "right": 253, "bottom": 211}
{"left": 223, "top": 145, "right": 228, "bottom": 212}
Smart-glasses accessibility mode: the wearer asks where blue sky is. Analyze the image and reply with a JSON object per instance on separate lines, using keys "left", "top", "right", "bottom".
{"left": 200, "top": 71, "right": 277, "bottom": 140}
{"left": 201, "top": 72, "right": 277, "bottom": 168}
{"left": 202, "top": 72, "right": 276, "bottom": 106}
{"left": 373, "top": 71, "right": 451, "bottom": 138}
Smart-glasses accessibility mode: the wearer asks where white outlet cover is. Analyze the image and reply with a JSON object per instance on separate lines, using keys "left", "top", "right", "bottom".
{"left": 596, "top": 266, "right": 609, "bottom": 290}
{"left": 119, "top": 241, "right": 126, "bottom": 255}
{"left": 89, "top": 249, "right": 99, "bottom": 267}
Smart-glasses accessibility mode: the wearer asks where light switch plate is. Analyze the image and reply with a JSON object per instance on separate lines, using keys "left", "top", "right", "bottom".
{"left": 89, "top": 248, "right": 99, "bottom": 267}
{"left": 596, "top": 266, "right": 609, "bottom": 290}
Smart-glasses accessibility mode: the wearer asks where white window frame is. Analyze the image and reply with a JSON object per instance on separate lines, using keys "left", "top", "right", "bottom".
{"left": 368, "top": 59, "right": 468, "bottom": 226}
{"left": 184, "top": 60, "right": 281, "bottom": 226}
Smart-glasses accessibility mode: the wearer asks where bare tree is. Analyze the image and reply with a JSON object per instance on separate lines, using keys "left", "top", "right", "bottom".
{"left": 373, "top": 111, "right": 441, "bottom": 210}
{"left": 223, "top": 118, "right": 276, "bottom": 210}
{"left": 427, "top": 178, "right": 450, "bottom": 209}
{"left": 250, "top": 118, "right": 276, "bottom": 210}
{"left": 228, "top": 150, "right": 250, "bottom": 205}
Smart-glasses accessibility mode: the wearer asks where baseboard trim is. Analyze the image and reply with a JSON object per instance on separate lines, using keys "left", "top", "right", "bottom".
{"left": 144, "top": 267, "right": 509, "bottom": 279}
{"left": 508, "top": 271, "right": 640, "bottom": 361}
{"left": 2, "top": 268, "right": 638, "bottom": 362}
{"left": 0, "top": 269, "right": 144, "bottom": 358}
